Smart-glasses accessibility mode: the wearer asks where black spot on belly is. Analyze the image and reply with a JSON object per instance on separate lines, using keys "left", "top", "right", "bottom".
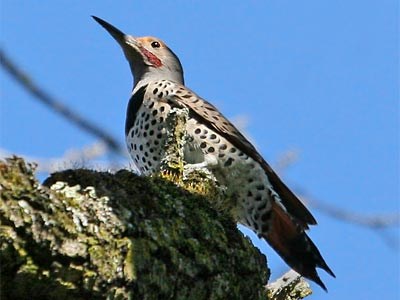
{"left": 256, "top": 184, "right": 265, "bottom": 191}
{"left": 261, "top": 210, "right": 271, "bottom": 222}
{"left": 258, "top": 202, "right": 267, "bottom": 211}
{"left": 224, "top": 157, "right": 234, "bottom": 167}
{"left": 253, "top": 222, "right": 259, "bottom": 231}
{"left": 247, "top": 207, "right": 254, "bottom": 215}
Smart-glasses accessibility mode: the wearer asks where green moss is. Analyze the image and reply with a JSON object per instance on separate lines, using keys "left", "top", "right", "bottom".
{"left": 1, "top": 156, "right": 269, "bottom": 299}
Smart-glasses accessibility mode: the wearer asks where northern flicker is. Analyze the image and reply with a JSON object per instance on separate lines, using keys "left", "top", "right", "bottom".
{"left": 93, "top": 16, "right": 335, "bottom": 290}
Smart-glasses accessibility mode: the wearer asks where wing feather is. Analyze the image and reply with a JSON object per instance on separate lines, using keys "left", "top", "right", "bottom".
{"left": 171, "top": 85, "right": 317, "bottom": 226}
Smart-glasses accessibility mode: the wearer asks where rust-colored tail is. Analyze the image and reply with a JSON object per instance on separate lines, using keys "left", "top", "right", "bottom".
{"left": 262, "top": 202, "right": 335, "bottom": 291}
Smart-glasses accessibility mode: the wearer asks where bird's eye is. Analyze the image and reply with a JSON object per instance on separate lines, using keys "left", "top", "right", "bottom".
{"left": 151, "top": 41, "right": 160, "bottom": 48}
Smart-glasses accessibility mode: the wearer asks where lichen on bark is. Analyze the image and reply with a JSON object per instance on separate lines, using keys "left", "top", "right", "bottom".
{"left": 0, "top": 107, "right": 314, "bottom": 300}
{"left": 1, "top": 156, "right": 270, "bottom": 300}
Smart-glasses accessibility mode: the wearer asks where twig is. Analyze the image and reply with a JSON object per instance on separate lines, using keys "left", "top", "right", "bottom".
{"left": 274, "top": 149, "right": 299, "bottom": 174}
{"left": 303, "top": 195, "right": 400, "bottom": 229}
{"left": 0, "top": 49, "right": 125, "bottom": 155}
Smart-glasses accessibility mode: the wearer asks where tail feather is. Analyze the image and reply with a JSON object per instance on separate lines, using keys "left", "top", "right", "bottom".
{"left": 263, "top": 202, "right": 335, "bottom": 291}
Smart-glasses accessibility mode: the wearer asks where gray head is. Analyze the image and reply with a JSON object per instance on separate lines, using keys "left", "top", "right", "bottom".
{"left": 93, "top": 16, "right": 184, "bottom": 87}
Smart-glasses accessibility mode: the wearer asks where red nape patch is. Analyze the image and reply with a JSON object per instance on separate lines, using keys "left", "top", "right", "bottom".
{"left": 139, "top": 46, "right": 162, "bottom": 67}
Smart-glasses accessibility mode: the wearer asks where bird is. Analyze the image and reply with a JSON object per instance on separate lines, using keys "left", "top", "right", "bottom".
{"left": 92, "top": 16, "right": 335, "bottom": 291}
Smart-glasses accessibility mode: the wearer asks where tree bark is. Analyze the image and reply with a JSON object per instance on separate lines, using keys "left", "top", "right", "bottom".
{"left": 1, "top": 156, "right": 272, "bottom": 300}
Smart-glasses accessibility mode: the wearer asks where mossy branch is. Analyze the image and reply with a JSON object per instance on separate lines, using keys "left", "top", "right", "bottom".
{"left": 1, "top": 156, "right": 269, "bottom": 299}
{"left": 0, "top": 109, "right": 313, "bottom": 300}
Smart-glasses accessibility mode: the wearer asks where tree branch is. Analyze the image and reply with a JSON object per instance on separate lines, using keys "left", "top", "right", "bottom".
{"left": 0, "top": 49, "right": 125, "bottom": 155}
{"left": 304, "top": 195, "right": 400, "bottom": 229}
{"left": 0, "top": 156, "right": 272, "bottom": 299}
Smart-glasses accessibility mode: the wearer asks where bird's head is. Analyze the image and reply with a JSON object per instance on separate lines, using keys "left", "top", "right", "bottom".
{"left": 93, "top": 16, "right": 184, "bottom": 87}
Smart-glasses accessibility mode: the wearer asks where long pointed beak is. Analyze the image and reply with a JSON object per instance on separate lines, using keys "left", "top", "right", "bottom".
{"left": 92, "top": 16, "right": 135, "bottom": 48}
{"left": 92, "top": 15, "right": 144, "bottom": 69}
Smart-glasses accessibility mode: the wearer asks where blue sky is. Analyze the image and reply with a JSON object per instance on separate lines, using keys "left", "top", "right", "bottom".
{"left": 1, "top": 1, "right": 399, "bottom": 298}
